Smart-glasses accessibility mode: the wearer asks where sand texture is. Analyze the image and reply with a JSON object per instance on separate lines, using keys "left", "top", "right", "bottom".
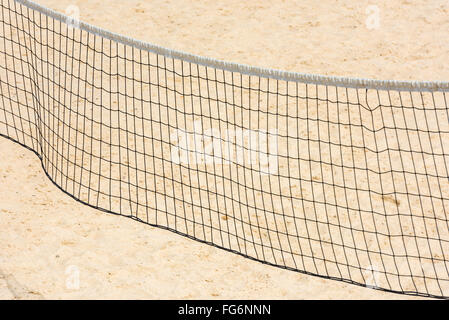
{"left": 1, "top": 0, "right": 448, "bottom": 299}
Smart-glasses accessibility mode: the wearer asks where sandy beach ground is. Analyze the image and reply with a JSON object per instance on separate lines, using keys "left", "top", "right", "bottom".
{"left": 1, "top": 0, "right": 448, "bottom": 299}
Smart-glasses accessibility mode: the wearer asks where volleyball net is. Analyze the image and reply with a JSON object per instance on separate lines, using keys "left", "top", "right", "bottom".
{"left": 1, "top": 0, "right": 449, "bottom": 298}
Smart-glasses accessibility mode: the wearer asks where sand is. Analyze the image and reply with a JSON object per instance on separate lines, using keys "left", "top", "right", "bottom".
{"left": 0, "top": 0, "right": 448, "bottom": 299}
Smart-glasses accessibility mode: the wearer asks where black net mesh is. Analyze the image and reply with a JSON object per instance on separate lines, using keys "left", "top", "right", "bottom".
{"left": 1, "top": 0, "right": 448, "bottom": 298}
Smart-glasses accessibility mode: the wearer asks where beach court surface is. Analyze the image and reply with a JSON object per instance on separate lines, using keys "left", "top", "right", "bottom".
{"left": 1, "top": 0, "right": 448, "bottom": 299}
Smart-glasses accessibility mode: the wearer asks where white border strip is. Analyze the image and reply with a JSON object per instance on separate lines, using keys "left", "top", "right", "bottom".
{"left": 14, "top": 0, "right": 449, "bottom": 92}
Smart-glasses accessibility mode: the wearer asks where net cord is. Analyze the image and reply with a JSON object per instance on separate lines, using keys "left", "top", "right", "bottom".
{"left": 15, "top": 0, "right": 449, "bottom": 92}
